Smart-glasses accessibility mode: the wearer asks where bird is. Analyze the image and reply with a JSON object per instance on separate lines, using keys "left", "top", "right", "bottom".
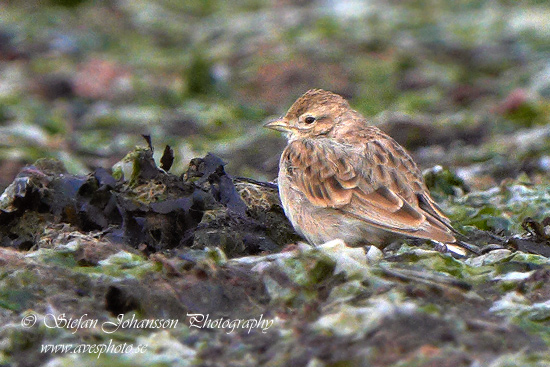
{"left": 264, "top": 89, "right": 471, "bottom": 253}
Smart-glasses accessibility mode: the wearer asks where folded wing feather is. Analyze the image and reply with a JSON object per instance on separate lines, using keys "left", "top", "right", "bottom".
{"left": 284, "top": 137, "right": 455, "bottom": 242}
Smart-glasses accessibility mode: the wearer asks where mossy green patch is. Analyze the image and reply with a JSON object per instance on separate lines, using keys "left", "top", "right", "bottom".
{"left": 281, "top": 252, "right": 336, "bottom": 288}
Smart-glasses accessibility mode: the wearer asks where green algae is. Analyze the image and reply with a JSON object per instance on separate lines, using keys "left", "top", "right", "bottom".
{"left": 1, "top": 0, "right": 550, "bottom": 366}
{"left": 112, "top": 147, "right": 153, "bottom": 185}
{"left": 445, "top": 181, "right": 550, "bottom": 234}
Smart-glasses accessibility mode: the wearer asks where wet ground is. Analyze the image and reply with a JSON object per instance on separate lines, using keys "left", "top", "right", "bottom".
{"left": 1, "top": 0, "right": 550, "bottom": 366}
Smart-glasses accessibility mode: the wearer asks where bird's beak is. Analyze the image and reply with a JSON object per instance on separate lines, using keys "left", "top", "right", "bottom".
{"left": 264, "top": 118, "right": 290, "bottom": 132}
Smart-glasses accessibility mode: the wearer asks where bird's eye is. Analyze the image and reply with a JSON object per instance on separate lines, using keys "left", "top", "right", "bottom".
{"left": 304, "top": 116, "right": 316, "bottom": 124}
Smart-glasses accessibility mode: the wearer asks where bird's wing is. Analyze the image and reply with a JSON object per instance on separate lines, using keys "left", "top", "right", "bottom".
{"left": 282, "top": 137, "right": 455, "bottom": 242}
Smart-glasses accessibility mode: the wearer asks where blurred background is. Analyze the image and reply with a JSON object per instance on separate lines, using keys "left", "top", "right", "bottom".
{"left": 1, "top": 0, "right": 550, "bottom": 192}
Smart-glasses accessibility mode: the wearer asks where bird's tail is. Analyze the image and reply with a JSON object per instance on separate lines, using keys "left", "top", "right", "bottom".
{"left": 443, "top": 240, "right": 481, "bottom": 257}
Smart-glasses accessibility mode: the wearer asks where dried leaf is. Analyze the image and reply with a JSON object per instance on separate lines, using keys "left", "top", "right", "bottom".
{"left": 160, "top": 145, "right": 174, "bottom": 172}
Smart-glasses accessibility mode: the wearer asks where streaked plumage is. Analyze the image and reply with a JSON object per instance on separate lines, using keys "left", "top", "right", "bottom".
{"left": 265, "top": 89, "right": 456, "bottom": 248}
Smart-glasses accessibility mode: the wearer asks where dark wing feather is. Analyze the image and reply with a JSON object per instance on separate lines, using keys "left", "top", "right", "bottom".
{"left": 283, "top": 136, "right": 455, "bottom": 242}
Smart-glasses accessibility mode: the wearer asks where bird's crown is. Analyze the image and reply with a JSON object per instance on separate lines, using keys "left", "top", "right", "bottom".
{"left": 285, "top": 89, "right": 350, "bottom": 118}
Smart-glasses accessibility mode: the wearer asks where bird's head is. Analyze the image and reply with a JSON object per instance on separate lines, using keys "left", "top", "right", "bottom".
{"left": 264, "top": 89, "right": 351, "bottom": 141}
